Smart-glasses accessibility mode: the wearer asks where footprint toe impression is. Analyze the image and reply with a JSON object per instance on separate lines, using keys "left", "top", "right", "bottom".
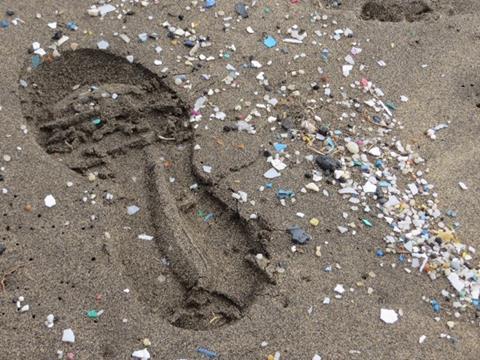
{"left": 20, "top": 49, "right": 268, "bottom": 330}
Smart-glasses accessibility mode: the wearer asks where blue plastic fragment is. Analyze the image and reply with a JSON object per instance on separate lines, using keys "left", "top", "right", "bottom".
{"left": 265, "top": 183, "right": 273, "bottom": 189}
{"left": 360, "top": 163, "right": 370, "bottom": 172}
{"left": 0, "top": 19, "right": 9, "bottom": 29}
{"left": 66, "top": 21, "right": 78, "bottom": 31}
{"left": 321, "top": 48, "right": 330, "bottom": 62}
{"left": 32, "top": 55, "right": 42, "bottom": 69}
{"left": 277, "top": 189, "right": 294, "bottom": 199}
{"left": 288, "top": 226, "right": 311, "bottom": 245}
{"left": 263, "top": 35, "right": 277, "bottom": 48}
{"left": 375, "top": 249, "right": 384, "bottom": 257}
{"left": 273, "top": 143, "right": 287, "bottom": 152}
{"left": 446, "top": 209, "right": 457, "bottom": 217}
{"left": 398, "top": 254, "right": 406, "bottom": 263}
{"left": 204, "top": 0, "right": 216, "bottom": 9}
{"left": 378, "top": 181, "right": 390, "bottom": 188}
{"left": 325, "top": 137, "right": 336, "bottom": 148}
{"left": 203, "top": 213, "right": 215, "bottom": 222}
{"left": 431, "top": 299, "right": 441, "bottom": 313}
{"left": 375, "top": 159, "right": 383, "bottom": 169}
{"left": 472, "top": 299, "right": 480, "bottom": 310}
{"left": 197, "top": 347, "right": 218, "bottom": 359}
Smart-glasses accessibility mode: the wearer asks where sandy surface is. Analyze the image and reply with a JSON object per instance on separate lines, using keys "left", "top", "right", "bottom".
{"left": 1, "top": 0, "right": 480, "bottom": 359}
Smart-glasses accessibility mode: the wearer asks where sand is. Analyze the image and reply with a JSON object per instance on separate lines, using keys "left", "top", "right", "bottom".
{"left": 1, "top": 0, "right": 480, "bottom": 359}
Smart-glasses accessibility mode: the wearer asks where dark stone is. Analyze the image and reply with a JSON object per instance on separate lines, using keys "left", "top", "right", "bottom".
{"left": 263, "top": 150, "right": 271, "bottom": 157}
{"left": 288, "top": 226, "right": 311, "bottom": 245}
{"left": 0, "top": 243, "right": 6, "bottom": 256}
{"left": 0, "top": 174, "right": 4, "bottom": 181}
{"left": 315, "top": 155, "right": 341, "bottom": 173}
{"left": 235, "top": 3, "right": 248, "bottom": 18}
{"left": 281, "top": 118, "right": 294, "bottom": 130}
{"left": 318, "top": 126, "right": 329, "bottom": 136}
{"left": 52, "top": 31, "right": 63, "bottom": 40}
{"left": 6, "top": 10, "right": 15, "bottom": 16}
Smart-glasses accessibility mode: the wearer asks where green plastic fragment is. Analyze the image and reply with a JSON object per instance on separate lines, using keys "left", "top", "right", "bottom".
{"left": 91, "top": 117, "right": 102, "bottom": 127}
{"left": 87, "top": 310, "right": 98, "bottom": 319}
{"left": 385, "top": 101, "right": 397, "bottom": 111}
{"left": 362, "top": 219, "right": 373, "bottom": 227}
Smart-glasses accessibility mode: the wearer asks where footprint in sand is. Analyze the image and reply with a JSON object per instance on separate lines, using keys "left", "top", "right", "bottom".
{"left": 19, "top": 49, "right": 270, "bottom": 330}
{"left": 360, "top": 0, "right": 433, "bottom": 22}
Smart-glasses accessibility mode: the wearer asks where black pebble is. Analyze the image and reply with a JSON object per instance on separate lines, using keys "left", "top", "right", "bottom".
{"left": 315, "top": 155, "right": 341, "bottom": 173}
{"left": 0, "top": 244, "right": 6, "bottom": 256}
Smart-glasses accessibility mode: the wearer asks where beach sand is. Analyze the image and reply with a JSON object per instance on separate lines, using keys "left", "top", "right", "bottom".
{"left": 0, "top": 0, "right": 479, "bottom": 359}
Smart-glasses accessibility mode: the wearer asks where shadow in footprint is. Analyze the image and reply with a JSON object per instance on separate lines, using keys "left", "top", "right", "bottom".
{"left": 360, "top": 0, "right": 433, "bottom": 22}
{"left": 19, "top": 49, "right": 270, "bottom": 330}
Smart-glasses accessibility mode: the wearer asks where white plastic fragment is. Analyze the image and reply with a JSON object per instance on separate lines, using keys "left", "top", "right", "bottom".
{"left": 62, "top": 328, "right": 75, "bottom": 343}
{"left": 132, "top": 348, "right": 151, "bottom": 360}
{"left": 458, "top": 182, "right": 468, "bottom": 191}
{"left": 447, "top": 273, "right": 465, "bottom": 293}
{"left": 45, "top": 314, "right": 55, "bottom": 328}
{"left": 127, "top": 205, "right": 140, "bottom": 215}
{"left": 44, "top": 194, "right": 56, "bottom": 208}
{"left": 138, "top": 234, "right": 154, "bottom": 241}
{"left": 99, "top": 4, "right": 116, "bottom": 16}
{"left": 368, "top": 147, "right": 382, "bottom": 157}
{"left": 97, "top": 40, "right": 109, "bottom": 50}
{"left": 380, "top": 309, "right": 398, "bottom": 324}
{"left": 264, "top": 168, "right": 281, "bottom": 179}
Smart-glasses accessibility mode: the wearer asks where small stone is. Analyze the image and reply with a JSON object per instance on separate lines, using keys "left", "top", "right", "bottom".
{"left": 309, "top": 218, "right": 319, "bottom": 226}
{"left": 315, "top": 246, "right": 322, "bottom": 257}
{"left": 3, "top": 154, "right": 11, "bottom": 162}
{"left": 305, "top": 182, "right": 320, "bottom": 192}
{"left": 0, "top": 243, "right": 6, "bottom": 255}
{"left": 346, "top": 142, "right": 359, "bottom": 154}
{"left": 446, "top": 321, "right": 455, "bottom": 329}
{"left": 235, "top": 3, "right": 248, "bottom": 18}
{"left": 143, "top": 338, "right": 152, "bottom": 347}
